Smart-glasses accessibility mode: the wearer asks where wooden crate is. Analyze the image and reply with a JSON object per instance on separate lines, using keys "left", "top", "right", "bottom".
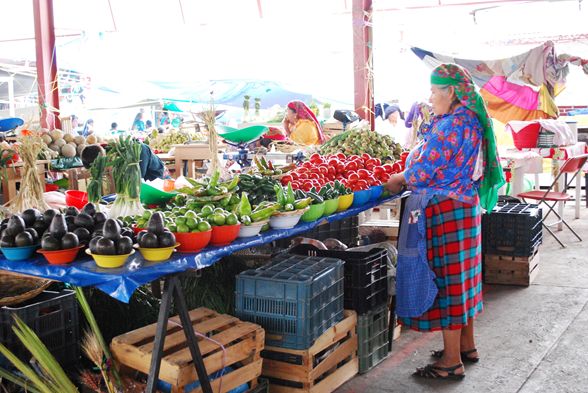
{"left": 484, "top": 249, "right": 540, "bottom": 287}
{"left": 1, "top": 161, "right": 49, "bottom": 204}
{"left": 111, "top": 307, "right": 265, "bottom": 393}
{"left": 261, "top": 310, "right": 358, "bottom": 393}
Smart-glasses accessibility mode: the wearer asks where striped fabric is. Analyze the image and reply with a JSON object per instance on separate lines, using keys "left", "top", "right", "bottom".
{"left": 400, "top": 195, "right": 483, "bottom": 332}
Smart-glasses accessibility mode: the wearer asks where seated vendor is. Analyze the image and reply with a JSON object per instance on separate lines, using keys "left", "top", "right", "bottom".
{"left": 282, "top": 101, "right": 325, "bottom": 145}
{"left": 81, "top": 143, "right": 165, "bottom": 181}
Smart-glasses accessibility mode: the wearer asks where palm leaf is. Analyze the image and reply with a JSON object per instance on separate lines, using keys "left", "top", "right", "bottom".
{"left": 11, "top": 316, "right": 78, "bottom": 393}
{"left": 0, "top": 342, "right": 58, "bottom": 393}
{"left": 74, "top": 287, "right": 123, "bottom": 390}
{"left": 0, "top": 367, "right": 44, "bottom": 393}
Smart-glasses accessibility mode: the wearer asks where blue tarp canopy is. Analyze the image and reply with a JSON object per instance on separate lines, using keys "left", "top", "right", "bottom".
{"left": 153, "top": 80, "right": 314, "bottom": 108}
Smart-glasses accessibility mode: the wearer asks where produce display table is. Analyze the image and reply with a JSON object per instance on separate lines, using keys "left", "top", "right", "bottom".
{"left": 0, "top": 192, "right": 407, "bottom": 393}
{"left": 0, "top": 193, "right": 406, "bottom": 302}
{"left": 502, "top": 141, "right": 587, "bottom": 224}
{"left": 156, "top": 153, "right": 175, "bottom": 163}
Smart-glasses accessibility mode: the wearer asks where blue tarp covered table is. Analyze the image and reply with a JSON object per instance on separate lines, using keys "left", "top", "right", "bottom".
{"left": 0, "top": 192, "right": 407, "bottom": 393}
{"left": 0, "top": 193, "right": 406, "bottom": 303}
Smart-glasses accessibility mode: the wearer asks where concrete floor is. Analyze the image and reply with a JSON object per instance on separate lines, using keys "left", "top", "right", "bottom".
{"left": 339, "top": 204, "right": 588, "bottom": 393}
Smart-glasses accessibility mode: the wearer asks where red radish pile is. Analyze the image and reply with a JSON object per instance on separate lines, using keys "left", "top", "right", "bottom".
{"left": 281, "top": 152, "right": 409, "bottom": 192}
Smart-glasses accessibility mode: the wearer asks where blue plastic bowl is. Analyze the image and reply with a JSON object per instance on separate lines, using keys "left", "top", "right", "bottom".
{"left": 352, "top": 189, "right": 372, "bottom": 208}
{"left": 369, "top": 185, "right": 384, "bottom": 201}
{"left": 1, "top": 244, "right": 39, "bottom": 261}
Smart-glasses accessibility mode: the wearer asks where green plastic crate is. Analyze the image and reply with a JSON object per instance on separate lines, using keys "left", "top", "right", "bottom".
{"left": 357, "top": 303, "right": 389, "bottom": 374}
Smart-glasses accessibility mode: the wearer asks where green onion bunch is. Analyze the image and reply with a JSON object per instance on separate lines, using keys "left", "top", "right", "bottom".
{"left": 108, "top": 136, "right": 144, "bottom": 218}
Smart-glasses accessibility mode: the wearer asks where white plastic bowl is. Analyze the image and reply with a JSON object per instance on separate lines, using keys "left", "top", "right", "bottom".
{"left": 269, "top": 213, "right": 304, "bottom": 230}
{"left": 238, "top": 221, "right": 266, "bottom": 238}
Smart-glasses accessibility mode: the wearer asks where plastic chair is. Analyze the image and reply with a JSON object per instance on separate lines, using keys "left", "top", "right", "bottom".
{"left": 518, "top": 154, "right": 588, "bottom": 248}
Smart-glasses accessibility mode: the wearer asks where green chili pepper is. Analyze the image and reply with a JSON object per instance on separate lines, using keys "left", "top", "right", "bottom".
{"left": 208, "top": 169, "right": 220, "bottom": 189}
{"left": 274, "top": 184, "right": 286, "bottom": 206}
{"left": 250, "top": 203, "right": 281, "bottom": 221}
{"left": 238, "top": 192, "right": 252, "bottom": 217}
{"left": 285, "top": 183, "right": 296, "bottom": 205}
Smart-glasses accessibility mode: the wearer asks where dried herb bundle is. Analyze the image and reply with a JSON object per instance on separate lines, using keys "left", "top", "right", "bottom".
{"left": 7, "top": 131, "right": 49, "bottom": 213}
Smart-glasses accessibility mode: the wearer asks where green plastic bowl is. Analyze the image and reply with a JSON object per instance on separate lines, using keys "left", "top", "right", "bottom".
{"left": 217, "top": 125, "right": 269, "bottom": 144}
{"left": 323, "top": 198, "right": 340, "bottom": 217}
{"left": 140, "top": 183, "right": 177, "bottom": 205}
{"left": 301, "top": 202, "right": 326, "bottom": 222}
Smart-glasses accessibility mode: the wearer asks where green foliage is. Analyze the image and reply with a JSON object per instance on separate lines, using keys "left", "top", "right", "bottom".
{"left": 0, "top": 316, "right": 78, "bottom": 393}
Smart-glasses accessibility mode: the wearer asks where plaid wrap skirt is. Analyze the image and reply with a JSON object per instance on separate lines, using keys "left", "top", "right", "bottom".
{"left": 400, "top": 195, "right": 483, "bottom": 332}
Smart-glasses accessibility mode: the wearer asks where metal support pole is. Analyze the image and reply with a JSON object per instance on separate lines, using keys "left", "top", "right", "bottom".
{"left": 174, "top": 277, "right": 213, "bottom": 393}
{"left": 7, "top": 76, "right": 15, "bottom": 117}
{"left": 32, "top": 0, "right": 61, "bottom": 130}
{"left": 352, "top": 0, "right": 375, "bottom": 130}
{"left": 145, "top": 275, "right": 212, "bottom": 393}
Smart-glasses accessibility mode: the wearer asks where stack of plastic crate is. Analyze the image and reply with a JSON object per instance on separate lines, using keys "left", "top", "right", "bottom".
{"left": 288, "top": 245, "right": 390, "bottom": 374}
{"left": 235, "top": 254, "right": 345, "bottom": 350}
{"left": 482, "top": 202, "right": 543, "bottom": 286}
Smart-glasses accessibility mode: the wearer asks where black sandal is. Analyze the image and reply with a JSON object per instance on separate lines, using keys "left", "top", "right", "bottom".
{"left": 431, "top": 348, "right": 480, "bottom": 363}
{"left": 413, "top": 363, "right": 465, "bottom": 380}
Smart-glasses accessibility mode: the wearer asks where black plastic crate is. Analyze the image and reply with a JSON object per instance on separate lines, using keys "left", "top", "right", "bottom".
{"left": 274, "top": 216, "right": 360, "bottom": 249}
{"left": 289, "top": 245, "right": 388, "bottom": 315}
{"left": 0, "top": 289, "right": 80, "bottom": 368}
{"left": 483, "top": 203, "right": 543, "bottom": 257}
{"left": 235, "top": 254, "right": 344, "bottom": 349}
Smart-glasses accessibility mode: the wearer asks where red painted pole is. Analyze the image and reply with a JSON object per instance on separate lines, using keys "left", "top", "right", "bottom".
{"left": 352, "top": 0, "right": 374, "bottom": 130}
{"left": 33, "top": 0, "right": 61, "bottom": 130}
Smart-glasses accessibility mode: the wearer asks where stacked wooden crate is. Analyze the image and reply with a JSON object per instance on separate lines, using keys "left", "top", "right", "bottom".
{"left": 482, "top": 203, "right": 542, "bottom": 286}
{"left": 111, "top": 308, "right": 265, "bottom": 393}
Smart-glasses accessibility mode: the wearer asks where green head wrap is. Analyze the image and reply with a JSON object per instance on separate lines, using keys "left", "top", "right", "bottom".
{"left": 431, "top": 63, "right": 505, "bottom": 212}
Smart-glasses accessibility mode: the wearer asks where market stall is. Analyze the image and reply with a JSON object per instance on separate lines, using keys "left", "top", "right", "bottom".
{"left": 0, "top": 126, "right": 409, "bottom": 393}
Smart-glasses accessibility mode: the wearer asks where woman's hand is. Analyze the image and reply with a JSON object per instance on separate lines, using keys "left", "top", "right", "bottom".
{"left": 385, "top": 172, "right": 406, "bottom": 194}
{"left": 282, "top": 118, "right": 292, "bottom": 135}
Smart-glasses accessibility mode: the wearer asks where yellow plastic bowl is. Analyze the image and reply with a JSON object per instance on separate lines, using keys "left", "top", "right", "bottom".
{"left": 136, "top": 243, "right": 179, "bottom": 262}
{"left": 337, "top": 194, "right": 354, "bottom": 212}
{"left": 85, "top": 248, "right": 135, "bottom": 269}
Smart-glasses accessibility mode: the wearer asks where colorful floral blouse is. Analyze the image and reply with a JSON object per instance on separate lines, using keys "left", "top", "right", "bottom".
{"left": 403, "top": 106, "right": 482, "bottom": 204}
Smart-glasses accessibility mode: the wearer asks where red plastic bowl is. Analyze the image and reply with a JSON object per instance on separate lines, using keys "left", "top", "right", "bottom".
{"left": 173, "top": 230, "right": 212, "bottom": 253}
{"left": 65, "top": 190, "right": 89, "bottom": 210}
{"left": 210, "top": 224, "right": 241, "bottom": 246}
{"left": 132, "top": 225, "right": 146, "bottom": 236}
{"left": 37, "top": 245, "right": 84, "bottom": 265}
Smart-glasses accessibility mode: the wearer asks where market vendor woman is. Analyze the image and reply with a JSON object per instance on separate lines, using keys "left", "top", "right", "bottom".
{"left": 282, "top": 100, "right": 325, "bottom": 146}
{"left": 385, "top": 64, "right": 504, "bottom": 380}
